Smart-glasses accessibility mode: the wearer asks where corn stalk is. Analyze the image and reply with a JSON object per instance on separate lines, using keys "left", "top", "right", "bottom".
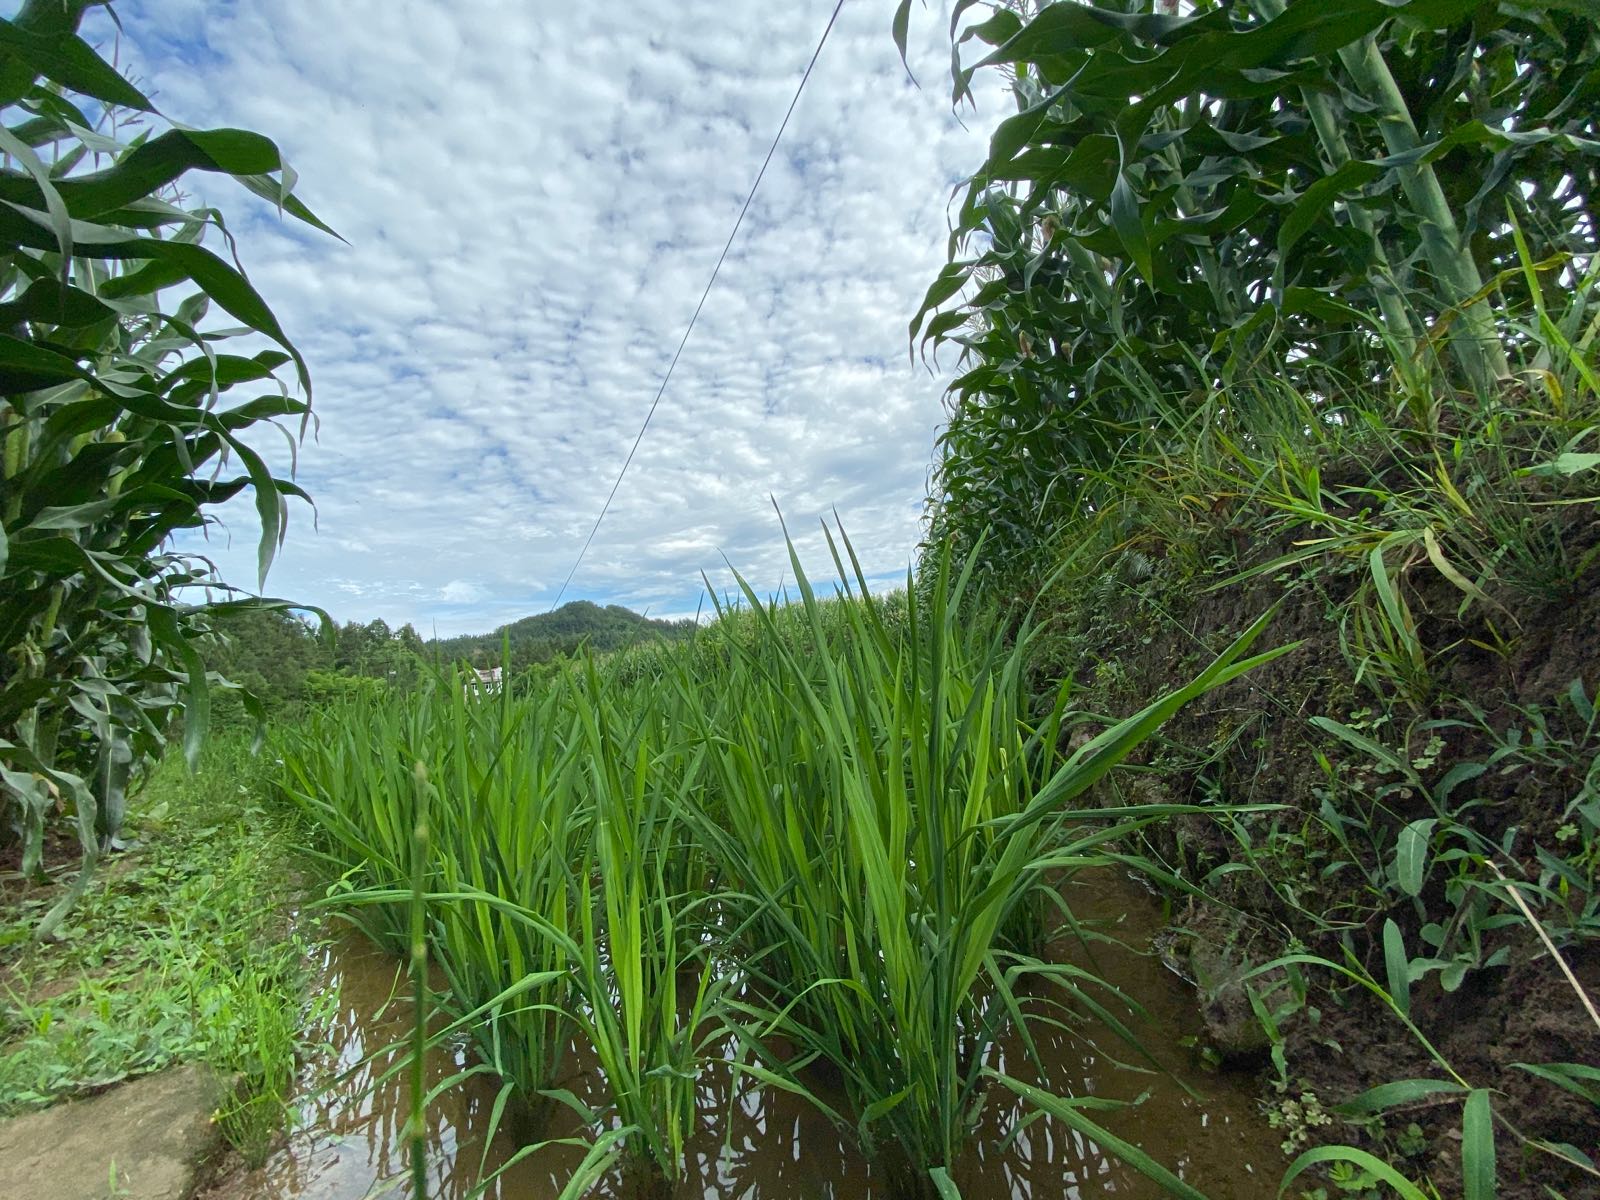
{"left": 903, "top": 0, "right": 1598, "bottom": 581}
{"left": 0, "top": 2, "right": 332, "bottom": 907}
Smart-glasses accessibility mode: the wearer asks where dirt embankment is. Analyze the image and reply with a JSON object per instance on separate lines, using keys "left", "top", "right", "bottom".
{"left": 1038, "top": 502, "right": 1600, "bottom": 1198}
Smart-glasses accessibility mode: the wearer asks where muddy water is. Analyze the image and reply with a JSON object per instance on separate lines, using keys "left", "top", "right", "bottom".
{"left": 225, "top": 875, "right": 1281, "bottom": 1199}
{"left": 957, "top": 875, "right": 1281, "bottom": 1199}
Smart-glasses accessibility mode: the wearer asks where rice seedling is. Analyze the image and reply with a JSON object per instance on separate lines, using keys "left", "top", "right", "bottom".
{"left": 680, "top": 539, "right": 1063, "bottom": 1186}
{"left": 672, "top": 529, "right": 1290, "bottom": 1196}
{"left": 406, "top": 760, "right": 431, "bottom": 1199}
{"left": 280, "top": 528, "right": 1288, "bottom": 1198}
{"left": 558, "top": 661, "right": 727, "bottom": 1190}
{"left": 282, "top": 653, "right": 728, "bottom": 1189}
{"left": 278, "top": 668, "right": 585, "bottom": 1120}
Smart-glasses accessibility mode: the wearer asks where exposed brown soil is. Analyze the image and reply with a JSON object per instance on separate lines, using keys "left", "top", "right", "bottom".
{"left": 0, "top": 821, "right": 82, "bottom": 877}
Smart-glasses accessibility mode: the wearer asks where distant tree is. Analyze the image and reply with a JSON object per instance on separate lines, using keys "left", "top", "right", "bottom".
{"left": 204, "top": 609, "right": 331, "bottom": 710}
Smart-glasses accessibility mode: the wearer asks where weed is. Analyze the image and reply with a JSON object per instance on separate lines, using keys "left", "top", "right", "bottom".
{"left": 1269, "top": 1089, "right": 1336, "bottom": 1156}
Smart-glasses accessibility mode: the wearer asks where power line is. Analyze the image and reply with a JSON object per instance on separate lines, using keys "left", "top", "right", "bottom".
{"left": 547, "top": 0, "right": 847, "bottom": 611}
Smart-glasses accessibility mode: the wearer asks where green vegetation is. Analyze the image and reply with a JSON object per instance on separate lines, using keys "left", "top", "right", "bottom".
{"left": 432, "top": 599, "right": 696, "bottom": 672}
{"left": 907, "top": 0, "right": 1593, "bottom": 589}
{"left": 0, "top": 2, "right": 330, "bottom": 926}
{"left": 0, "top": 732, "right": 327, "bottom": 1164}
{"left": 3, "top": 3, "right": 1597, "bottom": 1200}
{"left": 892, "top": 2, "right": 1600, "bottom": 1197}
{"left": 194, "top": 601, "right": 694, "bottom": 725}
{"left": 0, "top": 4, "right": 336, "bottom": 1178}
{"left": 200, "top": 608, "right": 428, "bottom": 718}
{"left": 278, "top": 534, "right": 1286, "bottom": 1196}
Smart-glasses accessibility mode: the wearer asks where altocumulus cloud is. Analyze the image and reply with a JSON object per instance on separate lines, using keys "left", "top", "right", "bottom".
{"left": 91, "top": 2, "right": 1005, "bottom": 635}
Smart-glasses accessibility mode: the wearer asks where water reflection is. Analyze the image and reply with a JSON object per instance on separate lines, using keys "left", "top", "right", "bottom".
{"left": 222, "top": 935, "right": 586, "bottom": 1200}
{"left": 957, "top": 875, "right": 1278, "bottom": 1199}
{"left": 222, "top": 874, "right": 1278, "bottom": 1199}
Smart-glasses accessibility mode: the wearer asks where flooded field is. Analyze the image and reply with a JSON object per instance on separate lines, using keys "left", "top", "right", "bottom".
{"left": 216, "top": 873, "right": 1281, "bottom": 1199}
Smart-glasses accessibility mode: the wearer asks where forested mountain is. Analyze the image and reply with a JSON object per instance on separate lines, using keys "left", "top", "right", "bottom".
{"left": 199, "top": 601, "right": 691, "bottom": 716}
{"left": 431, "top": 601, "right": 696, "bottom": 669}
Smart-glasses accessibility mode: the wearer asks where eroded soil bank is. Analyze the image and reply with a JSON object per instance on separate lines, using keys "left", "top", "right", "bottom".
{"left": 1039, "top": 503, "right": 1600, "bottom": 1199}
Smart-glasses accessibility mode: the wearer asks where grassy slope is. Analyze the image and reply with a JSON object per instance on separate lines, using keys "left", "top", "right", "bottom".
{"left": 0, "top": 735, "right": 326, "bottom": 1165}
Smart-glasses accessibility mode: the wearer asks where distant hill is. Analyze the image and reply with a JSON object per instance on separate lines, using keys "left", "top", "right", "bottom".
{"left": 431, "top": 600, "right": 695, "bottom": 669}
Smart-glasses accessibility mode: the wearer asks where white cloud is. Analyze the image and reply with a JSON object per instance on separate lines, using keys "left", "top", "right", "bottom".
{"left": 440, "top": 579, "right": 487, "bottom": 604}
{"left": 95, "top": 1, "right": 1007, "bottom": 634}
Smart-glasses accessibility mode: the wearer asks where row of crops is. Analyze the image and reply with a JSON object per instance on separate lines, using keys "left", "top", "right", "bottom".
{"left": 275, "top": 536, "right": 1283, "bottom": 1198}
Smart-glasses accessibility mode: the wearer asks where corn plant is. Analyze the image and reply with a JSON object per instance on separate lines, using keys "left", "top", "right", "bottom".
{"left": 0, "top": 1, "right": 331, "bottom": 915}
{"left": 903, "top": 0, "right": 1599, "bottom": 582}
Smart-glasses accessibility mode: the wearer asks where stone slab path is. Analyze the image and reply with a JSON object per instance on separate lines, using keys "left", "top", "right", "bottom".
{"left": 0, "top": 1064, "right": 232, "bottom": 1200}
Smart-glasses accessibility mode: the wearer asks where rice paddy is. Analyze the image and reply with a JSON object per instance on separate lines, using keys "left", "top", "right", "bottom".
{"left": 275, "top": 534, "right": 1287, "bottom": 1197}
{"left": 5, "top": 6, "right": 1597, "bottom": 1199}
{"left": 225, "top": 876, "right": 1286, "bottom": 1200}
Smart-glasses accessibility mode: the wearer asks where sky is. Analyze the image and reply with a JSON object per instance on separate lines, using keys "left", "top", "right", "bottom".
{"left": 89, "top": 1, "right": 1005, "bottom": 636}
